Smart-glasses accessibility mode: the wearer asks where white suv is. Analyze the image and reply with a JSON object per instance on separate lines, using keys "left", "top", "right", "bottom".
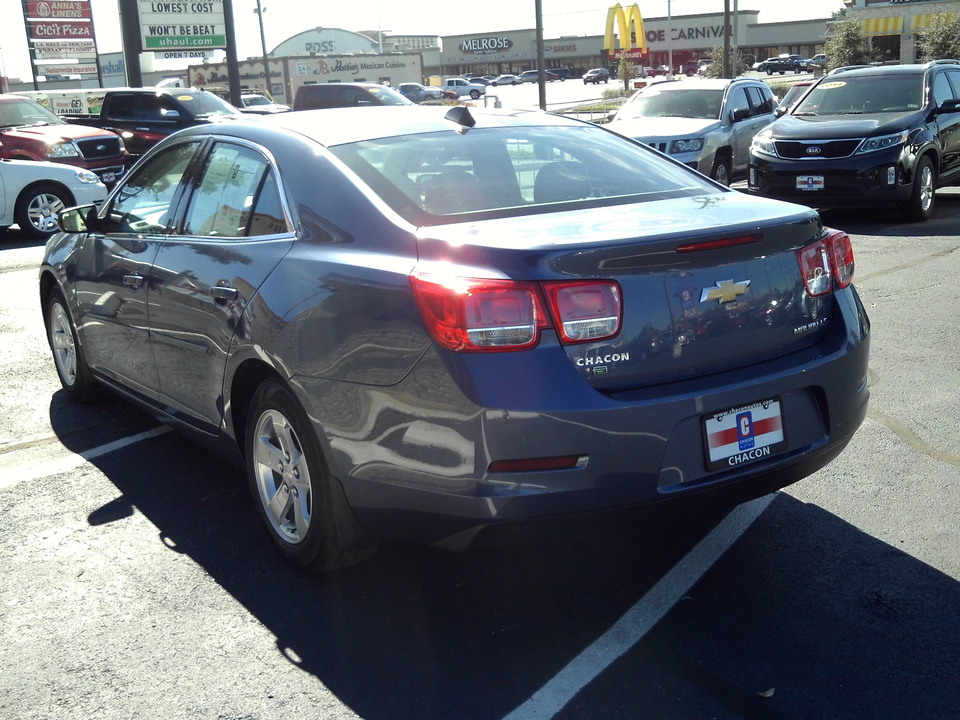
{"left": 607, "top": 78, "right": 779, "bottom": 185}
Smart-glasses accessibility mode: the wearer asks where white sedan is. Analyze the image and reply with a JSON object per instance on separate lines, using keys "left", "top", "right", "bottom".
{"left": 0, "top": 158, "right": 107, "bottom": 239}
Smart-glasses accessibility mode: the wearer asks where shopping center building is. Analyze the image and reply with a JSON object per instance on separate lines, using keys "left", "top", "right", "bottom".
{"left": 9, "top": 1, "right": 958, "bottom": 96}
{"left": 843, "top": 0, "right": 958, "bottom": 63}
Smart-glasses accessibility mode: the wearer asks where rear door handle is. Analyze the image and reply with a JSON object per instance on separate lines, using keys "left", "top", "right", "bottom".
{"left": 210, "top": 285, "right": 239, "bottom": 300}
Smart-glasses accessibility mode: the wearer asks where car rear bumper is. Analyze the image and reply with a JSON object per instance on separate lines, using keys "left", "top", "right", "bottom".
{"left": 301, "top": 286, "right": 871, "bottom": 548}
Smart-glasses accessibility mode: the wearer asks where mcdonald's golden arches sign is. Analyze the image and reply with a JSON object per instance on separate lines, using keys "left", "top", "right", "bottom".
{"left": 604, "top": 3, "right": 648, "bottom": 60}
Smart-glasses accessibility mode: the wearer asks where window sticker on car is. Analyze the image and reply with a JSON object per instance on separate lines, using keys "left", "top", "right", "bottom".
{"left": 818, "top": 82, "right": 846, "bottom": 90}
{"left": 703, "top": 399, "right": 786, "bottom": 471}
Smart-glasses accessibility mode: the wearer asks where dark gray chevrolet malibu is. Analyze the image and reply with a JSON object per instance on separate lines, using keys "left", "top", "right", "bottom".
{"left": 40, "top": 106, "right": 870, "bottom": 571}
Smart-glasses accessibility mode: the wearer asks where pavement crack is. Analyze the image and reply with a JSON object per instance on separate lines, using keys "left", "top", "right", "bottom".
{"left": 867, "top": 405, "right": 960, "bottom": 467}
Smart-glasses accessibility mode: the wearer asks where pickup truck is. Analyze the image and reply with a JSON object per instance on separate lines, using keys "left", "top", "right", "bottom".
{"left": 23, "top": 87, "right": 243, "bottom": 159}
{"left": 442, "top": 78, "right": 486, "bottom": 100}
{"left": 2, "top": 93, "right": 127, "bottom": 185}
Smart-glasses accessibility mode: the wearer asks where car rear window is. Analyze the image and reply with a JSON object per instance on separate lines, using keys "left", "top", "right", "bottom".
{"left": 329, "top": 125, "right": 719, "bottom": 225}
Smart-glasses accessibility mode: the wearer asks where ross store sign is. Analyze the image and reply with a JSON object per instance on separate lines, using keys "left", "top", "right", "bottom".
{"left": 137, "top": 0, "right": 227, "bottom": 51}
{"left": 604, "top": 4, "right": 648, "bottom": 60}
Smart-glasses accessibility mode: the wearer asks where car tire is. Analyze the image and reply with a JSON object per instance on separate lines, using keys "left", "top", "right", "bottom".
{"left": 794, "top": 65, "right": 802, "bottom": 73}
{"left": 710, "top": 155, "right": 732, "bottom": 186}
{"left": 15, "top": 183, "right": 71, "bottom": 240}
{"left": 46, "top": 287, "right": 97, "bottom": 402}
{"left": 246, "top": 378, "right": 373, "bottom": 572}
{"left": 766, "top": 68, "right": 773, "bottom": 76}
{"left": 470, "top": 89, "right": 481, "bottom": 99}
{"left": 902, "top": 155, "right": 936, "bottom": 222}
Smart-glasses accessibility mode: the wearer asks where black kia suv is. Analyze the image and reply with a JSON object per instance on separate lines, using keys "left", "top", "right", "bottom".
{"left": 748, "top": 60, "right": 960, "bottom": 221}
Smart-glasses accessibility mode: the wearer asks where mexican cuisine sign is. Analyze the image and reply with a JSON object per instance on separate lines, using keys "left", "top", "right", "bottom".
{"left": 138, "top": 0, "right": 227, "bottom": 51}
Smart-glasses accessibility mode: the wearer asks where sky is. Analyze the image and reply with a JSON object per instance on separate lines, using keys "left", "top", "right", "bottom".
{"left": 0, "top": 0, "right": 846, "bottom": 81}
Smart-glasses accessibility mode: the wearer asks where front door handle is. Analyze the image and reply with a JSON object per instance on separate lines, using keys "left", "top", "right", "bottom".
{"left": 123, "top": 273, "right": 144, "bottom": 288}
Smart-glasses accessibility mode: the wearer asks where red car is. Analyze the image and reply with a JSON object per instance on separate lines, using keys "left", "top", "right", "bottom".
{"left": 1, "top": 94, "right": 128, "bottom": 185}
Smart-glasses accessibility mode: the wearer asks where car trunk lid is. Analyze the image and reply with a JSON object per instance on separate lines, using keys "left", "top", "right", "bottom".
{"left": 414, "top": 192, "right": 832, "bottom": 391}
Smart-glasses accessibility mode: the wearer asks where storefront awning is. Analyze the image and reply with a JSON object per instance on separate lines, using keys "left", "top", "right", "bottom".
{"left": 913, "top": 13, "right": 957, "bottom": 32}
{"left": 862, "top": 16, "right": 903, "bottom": 36}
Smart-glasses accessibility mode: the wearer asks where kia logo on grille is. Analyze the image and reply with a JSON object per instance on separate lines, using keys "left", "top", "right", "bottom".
{"left": 806, "top": 146, "right": 822, "bottom": 155}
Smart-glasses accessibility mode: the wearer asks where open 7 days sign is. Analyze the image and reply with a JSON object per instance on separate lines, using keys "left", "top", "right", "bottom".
{"left": 137, "top": 0, "right": 226, "bottom": 51}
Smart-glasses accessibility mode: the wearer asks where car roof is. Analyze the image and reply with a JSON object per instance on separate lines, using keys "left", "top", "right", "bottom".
{"left": 829, "top": 64, "right": 927, "bottom": 78}
{"left": 184, "top": 105, "right": 584, "bottom": 148}
{"left": 642, "top": 78, "right": 754, "bottom": 91}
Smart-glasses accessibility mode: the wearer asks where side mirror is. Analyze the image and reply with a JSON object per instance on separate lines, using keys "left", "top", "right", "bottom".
{"left": 732, "top": 107, "right": 752, "bottom": 123}
{"left": 774, "top": 106, "right": 787, "bottom": 118}
{"left": 936, "top": 98, "right": 960, "bottom": 115}
{"left": 58, "top": 204, "right": 101, "bottom": 233}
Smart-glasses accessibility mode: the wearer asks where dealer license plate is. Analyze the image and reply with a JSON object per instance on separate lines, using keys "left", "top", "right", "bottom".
{"left": 703, "top": 399, "right": 787, "bottom": 471}
{"left": 101, "top": 172, "right": 115, "bottom": 184}
{"left": 796, "top": 175, "right": 824, "bottom": 191}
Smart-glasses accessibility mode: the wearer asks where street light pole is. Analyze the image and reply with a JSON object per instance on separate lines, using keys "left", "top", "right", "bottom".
{"left": 254, "top": 0, "right": 270, "bottom": 93}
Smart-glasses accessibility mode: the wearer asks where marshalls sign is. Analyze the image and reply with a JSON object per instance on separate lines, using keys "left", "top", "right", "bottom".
{"left": 138, "top": 1, "right": 226, "bottom": 51}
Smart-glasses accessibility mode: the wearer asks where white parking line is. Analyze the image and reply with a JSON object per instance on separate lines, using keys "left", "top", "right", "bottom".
{"left": 502, "top": 493, "right": 777, "bottom": 720}
{"left": 0, "top": 426, "right": 172, "bottom": 489}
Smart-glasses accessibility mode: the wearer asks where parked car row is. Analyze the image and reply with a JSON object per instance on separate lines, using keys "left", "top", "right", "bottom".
{"left": 609, "top": 60, "right": 960, "bottom": 222}
{"left": 749, "top": 59, "right": 960, "bottom": 221}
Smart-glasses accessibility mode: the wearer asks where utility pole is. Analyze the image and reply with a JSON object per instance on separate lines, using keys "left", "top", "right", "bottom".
{"left": 222, "top": 0, "right": 242, "bottom": 106}
{"left": 722, "top": 0, "right": 731, "bottom": 78}
{"left": 118, "top": 0, "right": 143, "bottom": 86}
{"left": 535, "top": 0, "right": 546, "bottom": 110}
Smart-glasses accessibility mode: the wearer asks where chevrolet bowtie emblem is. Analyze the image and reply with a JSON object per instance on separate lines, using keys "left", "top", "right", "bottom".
{"left": 701, "top": 279, "right": 750, "bottom": 304}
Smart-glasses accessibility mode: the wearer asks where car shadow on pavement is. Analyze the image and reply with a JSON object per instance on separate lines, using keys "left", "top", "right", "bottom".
{"left": 817, "top": 189, "right": 960, "bottom": 239}
{"left": 46, "top": 399, "right": 960, "bottom": 720}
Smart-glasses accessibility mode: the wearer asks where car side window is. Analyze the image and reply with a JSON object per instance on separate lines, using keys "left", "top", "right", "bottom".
{"left": 726, "top": 87, "right": 751, "bottom": 119}
{"left": 748, "top": 86, "right": 775, "bottom": 115}
{"left": 933, "top": 73, "right": 954, "bottom": 106}
{"left": 182, "top": 142, "right": 288, "bottom": 238}
{"left": 942, "top": 70, "right": 960, "bottom": 101}
{"left": 105, "top": 141, "right": 201, "bottom": 234}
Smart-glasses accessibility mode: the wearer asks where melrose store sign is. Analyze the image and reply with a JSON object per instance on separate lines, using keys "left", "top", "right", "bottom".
{"left": 441, "top": 12, "right": 755, "bottom": 63}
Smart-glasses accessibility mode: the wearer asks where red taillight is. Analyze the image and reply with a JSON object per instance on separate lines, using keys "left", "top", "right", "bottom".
{"left": 410, "top": 274, "right": 548, "bottom": 352}
{"left": 410, "top": 274, "right": 622, "bottom": 352}
{"left": 797, "top": 228, "right": 855, "bottom": 297}
{"left": 827, "top": 229, "right": 855, "bottom": 288}
{"left": 543, "top": 281, "right": 622, "bottom": 344}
